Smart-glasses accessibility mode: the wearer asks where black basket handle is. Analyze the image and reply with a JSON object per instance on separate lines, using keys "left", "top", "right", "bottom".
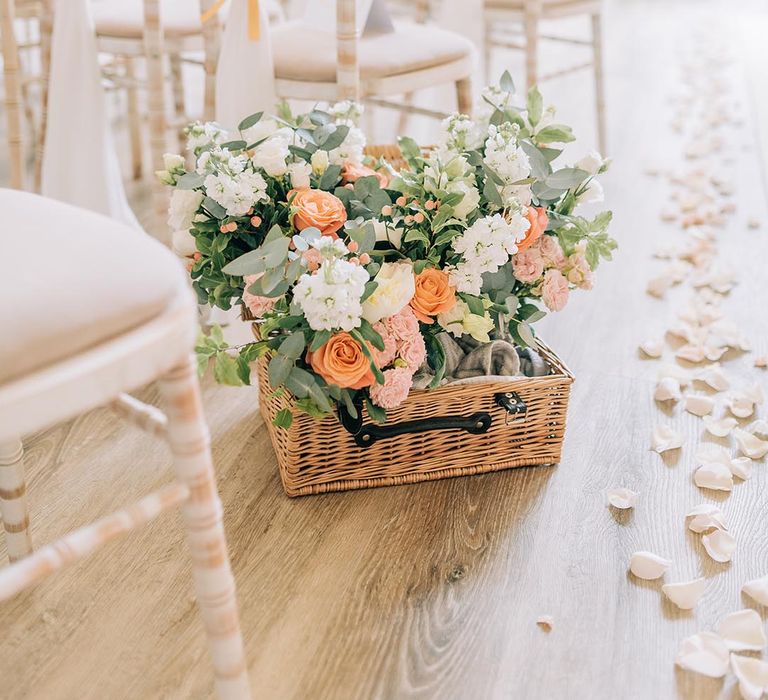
{"left": 338, "top": 391, "right": 526, "bottom": 448}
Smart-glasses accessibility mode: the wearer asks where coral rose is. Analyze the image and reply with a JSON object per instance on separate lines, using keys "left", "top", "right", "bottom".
{"left": 341, "top": 161, "right": 389, "bottom": 188}
{"left": 289, "top": 188, "right": 347, "bottom": 238}
{"left": 517, "top": 206, "right": 548, "bottom": 252}
{"left": 306, "top": 332, "right": 376, "bottom": 389}
{"left": 409, "top": 268, "right": 457, "bottom": 324}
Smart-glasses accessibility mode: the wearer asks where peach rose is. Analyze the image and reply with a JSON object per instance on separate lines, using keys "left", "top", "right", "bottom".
{"left": 517, "top": 206, "right": 549, "bottom": 252}
{"left": 341, "top": 161, "right": 389, "bottom": 188}
{"left": 289, "top": 188, "right": 347, "bottom": 238}
{"left": 409, "top": 268, "right": 457, "bottom": 324}
{"left": 306, "top": 332, "right": 376, "bottom": 389}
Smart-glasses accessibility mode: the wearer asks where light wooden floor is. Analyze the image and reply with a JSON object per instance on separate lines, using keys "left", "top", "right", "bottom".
{"left": 2, "top": 1, "right": 768, "bottom": 698}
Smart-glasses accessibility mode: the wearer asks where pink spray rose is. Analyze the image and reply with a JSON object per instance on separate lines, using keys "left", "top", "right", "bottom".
{"left": 512, "top": 246, "right": 545, "bottom": 283}
{"left": 399, "top": 335, "right": 427, "bottom": 372}
{"left": 537, "top": 235, "right": 566, "bottom": 268}
{"left": 373, "top": 321, "right": 398, "bottom": 367}
{"left": 369, "top": 367, "right": 414, "bottom": 409}
{"left": 565, "top": 252, "right": 594, "bottom": 290}
{"left": 541, "top": 269, "right": 570, "bottom": 312}
{"left": 243, "top": 275, "right": 276, "bottom": 317}
{"left": 385, "top": 305, "right": 421, "bottom": 341}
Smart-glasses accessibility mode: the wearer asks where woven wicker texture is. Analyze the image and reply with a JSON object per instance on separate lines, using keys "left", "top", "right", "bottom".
{"left": 246, "top": 143, "right": 574, "bottom": 496}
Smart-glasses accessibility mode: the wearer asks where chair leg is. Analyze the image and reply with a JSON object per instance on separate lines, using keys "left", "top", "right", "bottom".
{"left": 159, "top": 357, "right": 251, "bottom": 700}
{"left": 124, "top": 57, "right": 143, "bottom": 181}
{"left": 0, "top": 438, "right": 32, "bottom": 562}
{"left": 455, "top": 77, "right": 473, "bottom": 116}
{"left": 396, "top": 93, "right": 413, "bottom": 136}
{"left": 591, "top": 11, "right": 607, "bottom": 154}
{"left": 169, "top": 52, "right": 186, "bottom": 153}
{"left": 523, "top": 10, "right": 539, "bottom": 91}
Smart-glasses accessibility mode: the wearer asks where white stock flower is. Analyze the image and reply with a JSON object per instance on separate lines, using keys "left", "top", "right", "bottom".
{"left": 203, "top": 169, "right": 268, "bottom": 217}
{"left": 437, "top": 114, "right": 485, "bottom": 156}
{"left": 185, "top": 121, "right": 227, "bottom": 153}
{"left": 196, "top": 147, "right": 247, "bottom": 176}
{"left": 361, "top": 262, "right": 415, "bottom": 324}
{"left": 294, "top": 258, "right": 369, "bottom": 332}
{"left": 483, "top": 123, "right": 531, "bottom": 208}
{"left": 167, "top": 189, "right": 203, "bottom": 231}
{"left": 251, "top": 137, "right": 290, "bottom": 177}
{"left": 288, "top": 161, "right": 312, "bottom": 189}
{"left": 576, "top": 150, "right": 604, "bottom": 176}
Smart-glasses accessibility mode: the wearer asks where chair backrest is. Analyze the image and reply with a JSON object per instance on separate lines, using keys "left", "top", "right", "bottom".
{"left": 1, "top": 0, "right": 26, "bottom": 189}
{"left": 336, "top": 0, "right": 358, "bottom": 100}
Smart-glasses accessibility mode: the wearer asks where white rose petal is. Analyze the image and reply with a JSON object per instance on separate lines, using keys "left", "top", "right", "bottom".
{"left": 695, "top": 443, "right": 731, "bottom": 465}
{"left": 748, "top": 419, "right": 768, "bottom": 440}
{"left": 652, "top": 425, "right": 683, "bottom": 453}
{"left": 743, "top": 575, "right": 768, "bottom": 606}
{"left": 370, "top": 218, "right": 403, "bottom": 249}
{"left": 629, "top": 551, "right": 671, "bottom": 580}
{"left": 662, "top": 578, "right": 706, "bottom": 610}
{"left": 575, "top": 150, "right": 603, "bottom": 175}
{"left": 686, "top": 503, "right": 728, "bottom": 533}
{"left": 734, "top": 429, "right": 768, "bottom": 459}
{"left": 647, "top": 275, "right": 672, "bottom": 298}
{"left": 702, "top": 529, "right": 737, "bottom": 563}
{"left": 658, "top": 364, "right": 692, "bottom": 386}
{"left": 717, "top": 610, "right": 767, "bottom": 651}
{"left": 675, "top": 632, "right": 730, "bottom": 678}
{"left": 676, "top": 344, "right": 707, "bottom": 363}
{"left": 606, "top": 487, "right": 638, "bottom": 509}
{"left": 703, "top": 415, "right": 738, "bottom": 437}
{"left": 684, "top": 394, "right": 715, "bottom": 417}
{"left": 731, "top": 654, "right": 768, "bottom": 700}
{"left": 287, "top": 161, "right": 312, "bottom": 189}
{"left": 729, "top": 394, "right": 757, "bottom": 419}
{"left": 655, "top": 377, "right": 682, "bottom": 403}
{"left": 730, "top": 457, "right": 753, "bottom": 480}
{"left": 694, "top": 364, "right": 730, "bottom": 392}
{"left": 694, "top": 462, "right": 733, "bottom": 492}
{"left": 639, "top": 339, "right": 664, "bottom": 358}
{"left": 167, "top": 188, "right": 204, "bottom": 232}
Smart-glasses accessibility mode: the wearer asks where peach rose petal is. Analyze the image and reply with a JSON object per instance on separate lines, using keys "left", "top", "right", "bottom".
{"left": 652, "top": 425, "right": 683, "bottom": 453}
{"left": 658, "top": 364, "right": 692, "bottom": 387}
{"left": 694, "top": 364, "right": 730, "bottom": 392}
{"left": 695, "top": 443, "right": 731, "bottom": 465}
{"left": 748, "top": 419, "right": 768, "bottom": 440}
{"left": 655, "top": 377, "right": 682, "bottom": 403}
{"left": 536, "top": 615, "right": 554, "bottom": 631}
{"left": 639, "top": 339, "right": 664, "bottom": 358}
{"left": 731, "top": 654, "right": 768, "bottom": 700}
{"left": 755, "top": 355, "right": 768, "bottom": 369}
{"left": 647, "top": 275, "right": 672, "bottom": 298}
{"left": 694, "top": 462, "right": 733, "bottom": 492}
{"left": 677, "top": 344, "right": 707, "bottom": 363}
{"left": 606, "top": 487, "right": 638, "bottom": 510}
{"left": 734, "top": 429, "right": 768, "bottom": 460}
{"left": 729, "top": 394, "right": 757, "bottom": 419}
{"left": 717, "top": 610, "right": 767, "bottom": 651}
{"left": 702, "top": 529, "right": 737, "bottom": 563}
{"left": 686, "top": 504, "right": 728, "bottom": 533}
{"left": 675, "top": 632, "right": 730, "bottom": 678}
{"left": 703, "top": 415, "right": 738, "bottom": 438}
{"left": 684, "top": 394, "right": 715, "bottom": 417}
{"left": 629, "top": 551, "right": 671, "bottom": 580}
{"left": 730, "top": 457, "right": 753, "bottom": 481}
{"left": 662, "top": 578, "right": 706, "bottom": 610}
{"left": 742, "top": 576, "right": 768, "bottom": 607}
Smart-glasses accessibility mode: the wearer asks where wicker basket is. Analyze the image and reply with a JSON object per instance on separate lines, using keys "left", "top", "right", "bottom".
{"left": 245, "top": 144, "right": 574, "bottom": 496}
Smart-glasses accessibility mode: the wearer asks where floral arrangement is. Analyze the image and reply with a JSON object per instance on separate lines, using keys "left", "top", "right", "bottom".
{"left": 160, "top": 73, "right": 616, "bottom": 427}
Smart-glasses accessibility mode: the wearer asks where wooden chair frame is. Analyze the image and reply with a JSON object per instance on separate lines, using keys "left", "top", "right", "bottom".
{"left": 0, "top": 286, "right": 251, "bottom": 700}
{"left": 484, "top": 0, "right": 606, "bottom": 151}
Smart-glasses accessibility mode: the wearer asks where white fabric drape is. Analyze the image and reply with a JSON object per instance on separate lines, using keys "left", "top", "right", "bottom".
{"left": 41, "top": 0, "right": 139, "bottom": 228}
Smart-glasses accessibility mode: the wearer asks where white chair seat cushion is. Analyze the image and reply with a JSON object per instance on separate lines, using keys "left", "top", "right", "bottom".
{"left": 0, "top": 190, "right": 188, "bottom": 384}
{"left": 91, "top": 0, "right": 215, "bottom": 38}
{"left": 272, "top": 21, "right": 474, "bottom": 83}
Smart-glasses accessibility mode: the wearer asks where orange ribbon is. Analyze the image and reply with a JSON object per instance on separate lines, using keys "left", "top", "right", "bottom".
{"left": 201, "top": 0, "right": 260, "bottom": 41}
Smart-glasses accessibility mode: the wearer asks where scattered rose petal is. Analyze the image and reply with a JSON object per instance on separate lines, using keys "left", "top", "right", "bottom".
{"left": 734, "top": 429, "right": 768, "bottom": 459}
{"left": 662, "top": 578, "right": 706, "bottom": 610}
{"left": 694, "top": 462, "right": 733, "bottom": 492}
{"left": 745, "top": 383, "right": 765, "bottom": 405}
{"left": 717, "top": 610, "right": 767, "bottom": 651}
{"left": 695, "top": 443, "right": 731, "bottom": 465}
{"left": 675, "top": 632, "right": 730, "bottom": 678}
{"left": 703, "top": 415, "right": 738, "bottom": 437}
{"left": 694, "top": 364, "right": 730, "bottom": 392}
{"left": 658, "top": 364, "right": 692, "bottom": 386}
{"left": 730, "top": 457, "right": 753, "bottom": 480}
{"left": 647, "top": 276, "right": 672, "bottom": 298}
{"left": 731, "top": 654, "right": 768, "bottom": 700}
{"left": 755, "top": 356, "right": 767, "bottom": 369}
{"left": 536, "top": 615, "right": 554, "bottom": 631}
{"left": 639, "top": 339, "right": 664, "bottom": 358}
{"left": 685, "top": 394, "right": 715, "bottom": 417}
{"left": 748, "top": 419, "right": 768, "bottom": 440}
{"left": 686, "top": 504, "right": 728, "bottom": 533}
{"left": 655, "top": 377, "right": 682, "bottom": 403}
{"left": 747, "top": 218, "right": 761, "bottom": 229}
{"left": 606, "top": 487, "right": 639, "bottom": 509}
{"left": 729, "top": 394, "right": 757, "bottom": 419}
{"left": 702, "top": 529, "right": 737, "bottom": 563}
{"left": 677, "top": 344, "right": 707, "bottom": 363}
{"left": 652, "top": 425, "right": 683, "bottom": 453}
{"left": 629, "top": 551, "right": 671, "bottom": 580}
{"left": 743, "top": 576, "right": 768, "bottom": 606}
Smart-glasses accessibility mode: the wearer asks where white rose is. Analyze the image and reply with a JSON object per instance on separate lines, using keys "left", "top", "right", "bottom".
{"left": 310, "top": 149, "right": 329, "bottom": 176}
{"left": 167, "top": 189, "right": 203, "bottom": 231}
{"left": 172, "top": 228, "right": 197, "bottom": 257}
{"left": 251, "top": 138, "right": 289, "bottom": 177}
{"left": 447, "top": 181, "right": 481, "bottom": 220}
{"left": 241, "top": 118, "right": 279, "bottom": 145}
{"left": 371, "top": 218, "right": 403, "bottom": 248}
{"left": 575, "top": 150, "right": 604, "bottom": 176}
{"left": 577, "top": 178, "right": 604, "bottom": 207}
{"left": 288, "top": 161, "right": 312, "bottom": 189}
{"left": 361, "top": 262, "right": 415, "bottom": 324}
{"left": 163, "top": 153, "right": 185, "bottom": 171}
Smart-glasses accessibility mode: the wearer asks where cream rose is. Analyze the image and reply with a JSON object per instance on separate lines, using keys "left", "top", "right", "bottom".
{"left": 361, "top": 262, "right": 416, "bottom": 324}
{"left": 575, "top": 150, "right": 604, "bottom": 176}
{"left": 167, "top": 189, "right": 203, "bottom": 231}
{"left": 251, "top": 138, "right": 289, "bottom": 177}
{"left": 371, "top": 218, "right": 404, "bottom": 248}
{"left": 310, "top": 149, "right": 330, "bottom": 176}
{"left": 437, "top": 299, "right": 494, "bottom": 342}
{"left": 288, "top": 161, "right": 312, "bottom": 189}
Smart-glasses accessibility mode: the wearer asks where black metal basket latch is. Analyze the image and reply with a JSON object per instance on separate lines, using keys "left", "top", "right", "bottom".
{"left": 494, "top": 392, "right": 527, "bottom": 424}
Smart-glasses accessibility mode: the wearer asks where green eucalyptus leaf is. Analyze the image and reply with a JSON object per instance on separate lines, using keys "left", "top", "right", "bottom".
{"left": 277, "top": 331, "right": 306, "bottom": 360}
{"left": 545, "top": 167, "right": 589, "bottom": 190}
{"left": 238, "top": 112, "right": 264, "bottom": 131}
{"left": 500, "top": 70, "right": 515, "bottom": 94}
{"left": 272, "top": 408, "right": 293, "bottom": 429}
{"left": 318, "top": 163, "right": 342, "bottom": 190}
{"left": 175, "top": 172, "right": 204, "bottom": 190}
{"left": 535, "top": 124, "right": 575, "bottom": 144}
{"left": 365, "top": 398, "right": 387, "bottom": 424}
{"left": 213, "top": 352, "right": 244, "bottom": 386}
{"left": 526, "top": 85, "right": 543, "bottom": 126}
{"left": 268, "top": 354, "right": 293, "bottom": 387}
{"left": 222, "top": 236, "right": 290, "bottom": 276}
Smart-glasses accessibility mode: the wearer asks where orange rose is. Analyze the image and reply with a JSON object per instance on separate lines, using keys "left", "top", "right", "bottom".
{"left": 289, "top": 188, "right": 347, "bottom": 238}
{"left": 306, "top": 332, "right": 376, "bottom": 389}
{"left": 409, "top": 268, "right": 457, "bottom": 324}
{"left": 341, "top": 161, "right": 389, "bottom": 188}
{"left": 517, "top": 206, "right": 548, "bottom": 252}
